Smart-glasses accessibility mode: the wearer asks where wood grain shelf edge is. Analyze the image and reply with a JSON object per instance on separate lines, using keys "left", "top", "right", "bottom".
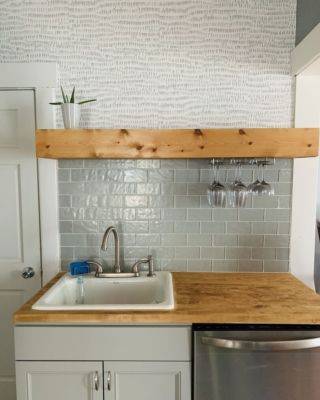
{"left": 36, "top": 128, "right": 319, "bottom": 159}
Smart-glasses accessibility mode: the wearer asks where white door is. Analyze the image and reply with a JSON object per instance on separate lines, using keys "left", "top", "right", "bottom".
{"left": 0, "top": 90, "right": 41, "bottom": 400}
{"left": 104, "top": 361, "right": 191, "bottom": 400}
{"left": 15, "top": 361, "right": 103, "bottom": 400}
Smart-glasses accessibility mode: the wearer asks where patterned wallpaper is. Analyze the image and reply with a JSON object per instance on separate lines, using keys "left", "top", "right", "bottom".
{"left": 0, "top": 0, "right": 297, "bottom": 272}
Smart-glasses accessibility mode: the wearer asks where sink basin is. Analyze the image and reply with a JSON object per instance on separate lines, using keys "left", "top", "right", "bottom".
{"left": 32, "top": 272, "right": 174, "bottom": 310}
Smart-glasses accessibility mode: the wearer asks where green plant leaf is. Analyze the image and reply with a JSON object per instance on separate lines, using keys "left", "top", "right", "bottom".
{"left": 70, "top": 87, "right": 75, "bottom": 103}
{"left": 60, "top": 86, "right": 67, "bottom": 103}
{"left": 66, "top": 95, "right": 69, "bottom": 102}
{"left": 49, "top": 102, "right": 63, "bottom": 105}
{"left": 78, "top": 99, "right": 97, "bottom": 105}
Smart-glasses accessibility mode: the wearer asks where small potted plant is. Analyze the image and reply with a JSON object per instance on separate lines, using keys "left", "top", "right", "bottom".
{"left": 50, "top": 87, "right": 96, "bottom": 128}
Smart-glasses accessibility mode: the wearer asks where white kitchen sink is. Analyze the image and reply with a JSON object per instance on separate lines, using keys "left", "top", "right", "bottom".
{"left": 32, "top": 272, "right": 174, "bottom": 310}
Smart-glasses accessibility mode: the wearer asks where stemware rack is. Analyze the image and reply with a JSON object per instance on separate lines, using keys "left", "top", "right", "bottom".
{"left": 207, "top": 158, "right": 276, "bottom": 208}
{"left": 209, "top": 158, "right": 275, "bottom": 167}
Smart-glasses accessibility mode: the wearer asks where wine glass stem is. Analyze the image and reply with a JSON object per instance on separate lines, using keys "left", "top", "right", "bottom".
{"left": 237, "top": 164, "right": 241, "bottom": 182}
{"left": 257, "top": 163, "right": 262, "bottom": 182}
{"left": 213, "top": 161, "right": 217, "bottom": 183}
{"left": 216, "top": 164, "right": 220, "bottom": 183}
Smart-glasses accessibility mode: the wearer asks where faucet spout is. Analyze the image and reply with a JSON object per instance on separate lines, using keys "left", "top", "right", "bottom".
{"left": 101, "top": 226, "right": 121, "bottom": 273}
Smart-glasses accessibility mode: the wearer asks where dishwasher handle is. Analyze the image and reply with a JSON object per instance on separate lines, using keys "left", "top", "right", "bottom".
{"left": 201, "top": 336, "right": 320, "bottom": 351}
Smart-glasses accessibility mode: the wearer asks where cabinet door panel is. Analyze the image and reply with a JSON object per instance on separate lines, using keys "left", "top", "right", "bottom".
{"left": 104, "top": 361, "right": 191, "bottom": 400}
{"left": 16, "top": 361, "right": 103, "bottom": 400}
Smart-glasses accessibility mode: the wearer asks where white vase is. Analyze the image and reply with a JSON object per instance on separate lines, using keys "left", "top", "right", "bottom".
{"left": 61, "top": 103, "right": 80, "bottom": 128}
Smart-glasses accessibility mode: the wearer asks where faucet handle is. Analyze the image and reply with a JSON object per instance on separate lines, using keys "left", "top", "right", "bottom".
{"left": 131, "top": 255, "right": 155, "bottom": 277}
{"left": 86, "top": 261, "right": 103, "bottom": 277}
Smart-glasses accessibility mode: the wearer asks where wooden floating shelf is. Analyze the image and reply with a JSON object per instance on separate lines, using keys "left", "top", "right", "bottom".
{"left": 36, "top": 128, "right": 319, "bottom": 159}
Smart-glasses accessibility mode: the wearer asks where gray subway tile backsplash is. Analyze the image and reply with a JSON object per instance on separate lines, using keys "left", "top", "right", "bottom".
{"left": 59, "top": 159, "right": 291, "bottom": 272}
{"left": 225, "top": 247, "right": 251, "bottom": 260}
{"left": 238, "top": 235, "right": 264, "bottom": 247}
{"left": 213, "top": 209, "right": 238, "bottom": 221}
{"left": 201, "top": 247, "right": 225, "bottom": 260}
{"left": 137, "top": 183, "right": 161, "bottom": 195}
{"left": 161, "top": 233, "right": 188, "bottom": 246}
{"left": 278, "top": 196, "right": 291, "bottom": 209}
{"left": 187, "top": 259, "right": 212, "bottom": 272}
{"left": 175, "top": 195, "right": 201, "bottom": 208}
{"left": 201, "top": 221, "right": 226, "bottom": 234}
{"left": 125, "top": 195, "right": 148, "bottom": 208}
{"left": 137, "top": 160, "right": 161, "bottom": 169}
{"left": 214, "top": 234, "right": 238, "bottom": 246}
{"left": 239, "top": 260, "right": 263, "bottom": 272}
{"left": 162, "top": 208, "right": 186, "bottom": 220}
{"left": 188, "top": 209, "right": 212, "bottom": 221}
{"left": 188, "top": 234, "right": 212, "bottom": 246}
{"left": 148, "top": 195, "right": 174, "bottom": 208}
{"left": 238, "top": 209, "right": 264, "bottom": 221}
{"left": 212, "top": 260, "right": 238, "bottom": 272}
{"left": 73, "top": 220, "right": 99, "bottom": 233}
{"left": 175, "top": 247, "right": 200, "bottom": 259}
{"left": 252, "top": 222, "right": 278, "bottom": 234}
{"left": 276, "top": 248, "right": 290, "bottom": 260}
{"left": 252, "top": 247, "right": 277, "bottom": 260}
{"left": 124, "top": 169, "right": 147, "bottom": 182}
{"left": 174, "top": 221, "right": 200, "bottom": 233}
{"left": 265, "top": 209, "right": 291, "bottom": 221}
{"left": 279, "top": 170, "right": 292, "bottom": 182}
{"left": 264, "top": 260, "right": 289, "bottom": 272}
{"left": 252, "top": 196, "right": 278, "bottom": 209}
{"left": 58, "top": 169, "right": 71, "bottom": 182}
{"left": 227, "top": 222, "right": 251, "bottom": 234}
{"left": 121, "top": 221, "right": 149, "bottom": 233}
{"left": 149, "top": 221, "right": 174, "bottom": 233}
{"left": 59, "top": 195, "right": 71, "bottom": 207}
{"left": 278, "top": 222, "right": 291, "bottom": 234}
{"left": 59, "top": 221, "right": 72, "bottom": 233}
{"left": 149, "top": 169, "right": 174, "bottom": 182}
{"left": 264, "top": 235, "right": 290, "bottom": 247}
{"left": 136, "top": 234, "right": 160, "bottom": 246}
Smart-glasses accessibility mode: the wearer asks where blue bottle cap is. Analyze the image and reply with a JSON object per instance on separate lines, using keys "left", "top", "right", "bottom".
{"left": 69, "top": 260, "right": 90, "bottom": 275}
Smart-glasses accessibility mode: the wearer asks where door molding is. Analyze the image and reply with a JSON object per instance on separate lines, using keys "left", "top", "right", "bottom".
{"left": 0, "top": 63, "right": 60, "bottom": 284}
{"left": 292, "top": 23, "right": 320, "bottom": 76}
{"left": 291, "top": 26, "right": 320, "bottom": 289}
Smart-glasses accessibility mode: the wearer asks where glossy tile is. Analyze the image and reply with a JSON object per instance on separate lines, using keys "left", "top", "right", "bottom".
{"left": 58, "top": 158, "right": 292, "bottom": 273}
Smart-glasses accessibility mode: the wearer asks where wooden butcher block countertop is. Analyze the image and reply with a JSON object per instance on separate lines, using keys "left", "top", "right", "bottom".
{"left": 13, "top": 272, "right": 320, "bottom": 325}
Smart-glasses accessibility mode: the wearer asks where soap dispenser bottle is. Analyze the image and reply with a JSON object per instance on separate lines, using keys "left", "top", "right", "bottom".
{"left": 75, "top": 275, "right": 85, "bottom": 304}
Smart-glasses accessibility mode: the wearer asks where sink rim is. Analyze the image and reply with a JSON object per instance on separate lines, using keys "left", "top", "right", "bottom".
{"left": 32, "top": 271, "right": 175, "bottom": 311}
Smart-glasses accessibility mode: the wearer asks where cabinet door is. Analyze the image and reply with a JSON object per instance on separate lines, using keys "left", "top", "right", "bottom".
{"left": 16, "top": 361, "right": 103, "bottom": 400}
{"left": 104, "top": 361, "right": 191, "bottom": 400}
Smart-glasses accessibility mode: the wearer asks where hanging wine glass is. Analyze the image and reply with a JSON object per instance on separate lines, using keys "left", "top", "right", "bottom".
{"left": 207, "top": 161, "right": 227, "bottom": 208}
{"left": 249, "top": 161, "right": 274, "bottom": 196}
{"left": 229, "top": 162, "right": 247, "bottom": 207}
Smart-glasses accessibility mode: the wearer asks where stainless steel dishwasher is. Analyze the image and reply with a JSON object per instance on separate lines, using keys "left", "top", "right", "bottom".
{"left": 194, "top": 324, "right": 320, "bottom": 400}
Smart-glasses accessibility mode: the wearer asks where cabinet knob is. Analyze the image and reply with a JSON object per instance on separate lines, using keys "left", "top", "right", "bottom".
{"left": 107, "top": 370, "right": 111, "bottom": 391}
{"left": 93, "top": 371, "right": 99, "bottom": 391}
{"left": 21, "top": 267, "right": 35, "bottom": 279}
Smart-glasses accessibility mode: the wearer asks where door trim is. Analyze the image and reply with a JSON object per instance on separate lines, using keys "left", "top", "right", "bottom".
{"left": 0, "top": 63, "right": 60, "bottom": 285}
{"left": 290, "top": 27, "right": 320, "bottom": 290}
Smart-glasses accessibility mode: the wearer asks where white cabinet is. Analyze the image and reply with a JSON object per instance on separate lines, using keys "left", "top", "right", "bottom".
{"left": 14, "top": 326, "right": 191, "bottom": 400}
{"left": 16, "top": 361, "right": 103, "bottom": 400}
{"left": 104, "top": 361, "right": 190, "bottom": 400}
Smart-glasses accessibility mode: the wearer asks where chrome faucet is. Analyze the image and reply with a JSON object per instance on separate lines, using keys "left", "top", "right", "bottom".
{"left": 101, "top": 226, "right": 121, "bottom": 273}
